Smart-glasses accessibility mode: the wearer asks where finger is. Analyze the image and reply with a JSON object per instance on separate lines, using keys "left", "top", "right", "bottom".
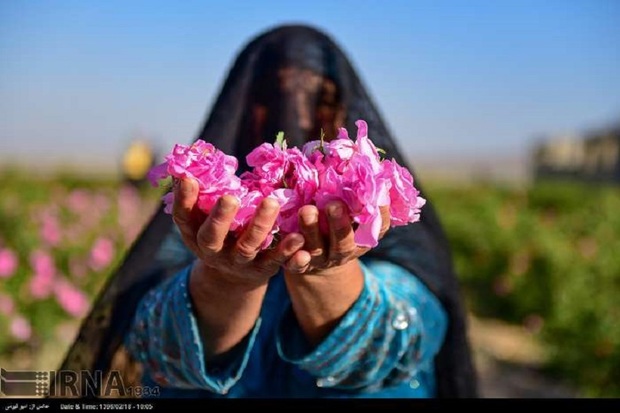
{"left": 379, "top": 205, "right": 391, "bottom": 239}
{"left": 298, "top": 205, "right": 324, "bottom": 258}
{"left": 172, "top": 178, "right": 201, "bottom": 251}
{"left": 326, "top": 201, "right": 356, "bottom": 265}
{"left": 196, "top": 195, "right": 239, "bottom": 256}
{"left": 234, "top": 198, "right": 280, "bottom": 264}
{"left": 285, "top": 250, "right": 312, "bottom": 274}
{"left": 257, "top": 232, "right": 305, "bottom": 271}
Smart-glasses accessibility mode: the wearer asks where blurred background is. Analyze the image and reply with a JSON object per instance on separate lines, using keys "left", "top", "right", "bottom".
{"left": 1, "top": 0, "right": 619, "bottom": 398}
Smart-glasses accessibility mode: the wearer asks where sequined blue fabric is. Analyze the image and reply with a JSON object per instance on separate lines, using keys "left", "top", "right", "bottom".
{"left": 126, "top": 259, "right": 447, "bottom": 398}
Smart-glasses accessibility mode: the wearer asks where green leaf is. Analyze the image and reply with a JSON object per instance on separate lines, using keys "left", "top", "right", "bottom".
{"left": 318, "top": 129, "right": 326, "bottom": 154}
{"left": 159, "top": 176, "right": 173, "bottom": 190}
{"left": 376, "top": 147, "right": 387, "bottom": 160}
{"left": 275, "top": 131, "right": 286, "bottom": 149}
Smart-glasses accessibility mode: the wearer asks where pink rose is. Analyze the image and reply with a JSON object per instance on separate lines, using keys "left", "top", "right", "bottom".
{"left": 381, "top": 159, "right": 426, "bottom": 226}
{"left": 54, "top": 278, "right": 89, "bottom": 318}
{"left": 246, "top": 143, "right": 288, "bottom": 186}
{"left": 240, "top": 171, "right": 277, "bottom": 196}
{"left": 339, "top": 154, "right": 384, "bottom": 248}
{"left": 323, "top": 126, "right": 356, "bottom": 172}
{"left": 89, "top": 237, "right": 115, "bottom": 271}
{"left": 270, "top": 188, "right": 304, "bottom": 235}
{"left": 244, "top": 146, "right": 319, "bottom": 237}
{"left": 0, "top": 247, "right": 18, "bottom": 279}
{"left": 352, "top": 120, "right": 383, "bottom": 174}
{"left": 40, "top": 212, "right": 61, "bottom": 247}
{"left": 29, "top": 249, "right": 56, "bottom": 299}
{"left": 310, "top": 121, "right": 391, "bottom": 247}
{"left": 233, "top": 189, "right": 265, "bottom": 230}
{"left": 148, "top": 140, "right": 247, "bottom": 216}
{"left": 151, "top": 120, "right": 425, "bottom": 251}
{"left": 162, "top": 192, "right": 175, "bottom": 214}
{"left": 10, "top": 315, "right": 32, "bottom": 341}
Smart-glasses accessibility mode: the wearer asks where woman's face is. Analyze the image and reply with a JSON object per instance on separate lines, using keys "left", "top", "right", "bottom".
{"left": 278, "top": 66, "right": 345, "bottom": 141}
{"left": 250, "top": 65, "right": 345, "bottom": 146}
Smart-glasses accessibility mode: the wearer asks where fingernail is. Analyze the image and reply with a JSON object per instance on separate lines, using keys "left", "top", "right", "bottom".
{"left": 289, "top": 233, "right": 304, "bottom": 247}
{"left": 262, "top": 198, "right": 279, "bottom": 212}
{"left": 301, "top": 212, "right": 317, "bottom": 225}
{"left": 300, "top": 255, "right": 311, "bottom": 267}
{"left": 180, "top": 179, "right": 193, "bottom": 194}
{"left": 289, "top": 256, "right": 310, "bottom": 272}
{"left": 329, "top": 204, "right": 343, "bottom": 219}
{"left": 219, "top": 196, "right": 238, "bottom": 212}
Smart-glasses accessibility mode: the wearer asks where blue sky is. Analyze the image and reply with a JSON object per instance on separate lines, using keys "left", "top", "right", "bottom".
{"left": 1, "top": 0, "right": 619, "bottom": 168}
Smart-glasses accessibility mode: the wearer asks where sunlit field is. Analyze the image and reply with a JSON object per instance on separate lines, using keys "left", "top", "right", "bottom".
{"left": 0, "top": 169, "right": 618, "bottom": 396}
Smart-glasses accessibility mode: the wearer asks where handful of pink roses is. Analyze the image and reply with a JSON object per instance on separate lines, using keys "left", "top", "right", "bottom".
{"left": 148, "top": 120, "right": 425, "bottom": 249}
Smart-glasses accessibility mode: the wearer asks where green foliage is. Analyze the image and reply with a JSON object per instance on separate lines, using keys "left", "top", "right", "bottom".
{"left": 0, "top": 170, "right": 159, "bottom": 359}
{"left": 431, "top": 180, "right": 620, "bottom": 397}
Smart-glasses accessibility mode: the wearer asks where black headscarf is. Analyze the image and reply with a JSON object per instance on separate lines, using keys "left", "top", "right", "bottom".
{"left": 54, "top": 24, "right": 478, "bottom": 398}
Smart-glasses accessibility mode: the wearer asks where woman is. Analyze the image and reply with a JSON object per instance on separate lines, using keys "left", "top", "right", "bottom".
{"left": 55, "top": 24, "right": 477, "bottom": 398}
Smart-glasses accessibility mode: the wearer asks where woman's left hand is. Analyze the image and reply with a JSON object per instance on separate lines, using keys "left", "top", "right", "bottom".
{"left": 286, "top": 201, "right": 391, "bottom": 275}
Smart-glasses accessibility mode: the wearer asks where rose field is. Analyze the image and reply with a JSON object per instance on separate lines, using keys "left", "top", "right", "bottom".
{"left": 0, "top": 168, "right": 618, "bottom": 397}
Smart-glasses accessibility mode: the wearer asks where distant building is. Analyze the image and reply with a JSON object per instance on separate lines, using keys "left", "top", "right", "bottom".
{"left": 533, "top": 124, "right": 620, "bottom": 184}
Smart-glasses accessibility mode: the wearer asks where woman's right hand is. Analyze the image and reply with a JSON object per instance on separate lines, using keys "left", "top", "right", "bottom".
{"left": 172, "top": 178, "right": 307, "bottom": 288}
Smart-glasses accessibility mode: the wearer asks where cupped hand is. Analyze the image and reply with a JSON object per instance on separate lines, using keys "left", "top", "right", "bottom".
{"left": 172, "top": 178, "right": 306, "bottom": 287}
{"left": 286, "top": 201, "right": 391, "bottom": 275}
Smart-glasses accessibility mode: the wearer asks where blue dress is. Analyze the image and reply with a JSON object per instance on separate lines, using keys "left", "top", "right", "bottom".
{"left": 125, "top": 258, "right": 447, "bottom": 398}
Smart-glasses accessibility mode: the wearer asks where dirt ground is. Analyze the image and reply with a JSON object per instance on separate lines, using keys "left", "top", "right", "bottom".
{"left": 469, "top": 316, "right": 578, "bottom": 398}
